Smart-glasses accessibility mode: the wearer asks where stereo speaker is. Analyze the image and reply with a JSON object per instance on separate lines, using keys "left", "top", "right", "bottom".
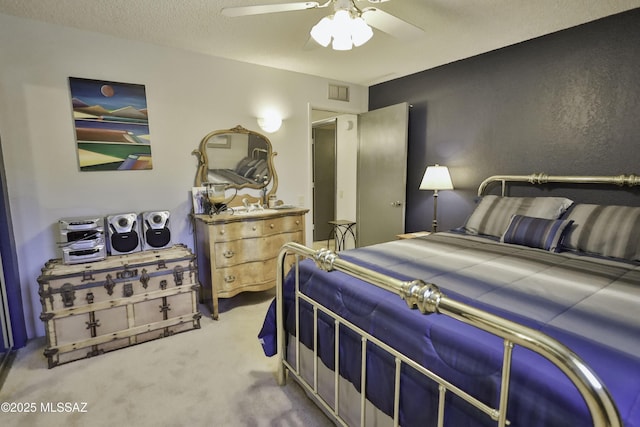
{"left": 105, "top": 213, "right": 142, "bottom": 255}
{"left": 140, "top": 210, "right": 172, "bottom": 250}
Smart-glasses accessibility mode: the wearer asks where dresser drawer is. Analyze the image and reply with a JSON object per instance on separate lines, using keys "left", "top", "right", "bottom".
{"left": 212, "top": 215, "right": 304, "bottom": 241}
{"left": 262, "top": 215, "right": 304, "bottom": 235}
{"left": 214, "top": 260, "right": 276, "bottom": 294}
{"left": 214, "top": 231, "right": 303, "bottom": 267}
{"left": 212, "top": 220, "right": 263, "bottom": 242}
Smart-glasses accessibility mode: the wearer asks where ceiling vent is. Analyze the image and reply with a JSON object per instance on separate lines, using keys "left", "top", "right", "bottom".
{"left": 328, "top": 84, "right": 350, "bottom": 102}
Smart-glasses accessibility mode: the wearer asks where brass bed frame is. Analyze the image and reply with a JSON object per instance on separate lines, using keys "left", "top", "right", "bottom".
{"left": 477, "top": 173, "right": 640, "bottom": 196}
{"left": 275, "top": 174, "right": 639, "bottom": 427}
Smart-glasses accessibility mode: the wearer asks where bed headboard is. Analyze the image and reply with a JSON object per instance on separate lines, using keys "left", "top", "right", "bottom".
{"left": 477, "top": 173, "right": 640, "bottom": 197}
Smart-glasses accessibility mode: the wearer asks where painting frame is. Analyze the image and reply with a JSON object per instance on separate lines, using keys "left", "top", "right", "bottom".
{"left": 69, "top": 77, "right": 153, "bottom": 171}
{"left": 206, "top": 134, "right": 231, "bottom": 149}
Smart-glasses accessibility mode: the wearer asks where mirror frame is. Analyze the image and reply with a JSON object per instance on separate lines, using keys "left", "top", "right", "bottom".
{"left": 192, "top": 125, "right": 278, "bottom": 201}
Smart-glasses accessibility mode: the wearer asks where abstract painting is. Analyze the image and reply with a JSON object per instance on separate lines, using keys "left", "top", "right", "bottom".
{"left": 69, "top": 77, "right": 152, "bottom": 171}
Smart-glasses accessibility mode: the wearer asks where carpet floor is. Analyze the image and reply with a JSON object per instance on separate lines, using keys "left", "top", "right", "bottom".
{"left": 0, "top": 290, "right": 333, "bottom": 427}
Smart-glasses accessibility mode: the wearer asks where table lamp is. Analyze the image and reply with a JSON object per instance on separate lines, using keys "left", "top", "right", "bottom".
{"left": 419, "top": 164, "right": 454, "bottom": 232}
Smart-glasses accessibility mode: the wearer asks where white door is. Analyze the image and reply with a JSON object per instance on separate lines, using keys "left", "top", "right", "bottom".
{"left": 357, "top": 102, "right": 409, "bottom": 246}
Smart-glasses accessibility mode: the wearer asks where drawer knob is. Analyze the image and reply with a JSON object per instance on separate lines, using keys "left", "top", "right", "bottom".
{"left": 252, "top": 226, "right": 257, "bottom": 231}
{"left": 223, "top": 250, "right": 235, "bottom": 258}
{"left": 219, "top": 229, "right": 225, "bottom": 235}
{"left": 224, "top": 275, "right": 236, "bottom": 283}
{"left": 270, "top": 223, "right": 275, "bottom": 229}
{"left": 295, "top": 220, "right": 300, "bottom": 225}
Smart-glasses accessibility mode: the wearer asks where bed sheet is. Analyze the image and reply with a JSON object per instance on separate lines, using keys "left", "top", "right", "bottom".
{"left": 260, "top": 233, "right": 640, "bottom": 426}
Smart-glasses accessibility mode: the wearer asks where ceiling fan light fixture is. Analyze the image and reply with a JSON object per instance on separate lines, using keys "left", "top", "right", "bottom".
{"left": 332, "top": 34, "right": 353, "bottom": 51}
{"left": 333, "top": 8, "right": 351, "bottom": 25}
{"left": 310, "top": 16, "right": 332, "bottom": 47}
{"left": 331, "top": 10, "right": 353, "bottom": 50}
{"left": 351, "top": 16, "right": 373, "bottom": 47}
{"left": 309, "top": 7, "right": 373, "bottom": 51}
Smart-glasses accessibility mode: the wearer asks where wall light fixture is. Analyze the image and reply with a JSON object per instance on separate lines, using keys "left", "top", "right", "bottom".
{"left": 257, "top": 111, "right": 282, "bottom": 133}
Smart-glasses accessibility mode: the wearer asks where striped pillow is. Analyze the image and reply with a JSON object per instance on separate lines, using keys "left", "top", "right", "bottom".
{"left": 464, "top": 196, "right": 574, "bottom": 238}
{"left": 501, "top": 215, "right": 573, "bottom": 252}
{"left": 563, "top": 204, "right": 640, "bottom": 261}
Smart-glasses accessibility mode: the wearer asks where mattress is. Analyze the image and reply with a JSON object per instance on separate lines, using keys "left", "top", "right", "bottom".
{"left": 260, "top": 232, "right": 640, "bottom": 426}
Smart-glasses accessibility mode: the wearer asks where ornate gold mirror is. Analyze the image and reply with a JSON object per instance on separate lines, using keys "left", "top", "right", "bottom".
{"left": 192, "top": 125, "right": 278, "bottom": 205}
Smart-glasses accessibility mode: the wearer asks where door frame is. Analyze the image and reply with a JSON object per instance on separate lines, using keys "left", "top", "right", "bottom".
{"left": 308, "top": 105, "right": 363, "bottom": 245}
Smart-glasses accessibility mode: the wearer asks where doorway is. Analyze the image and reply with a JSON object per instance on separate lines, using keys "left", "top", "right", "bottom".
{"left": 312, "top": 119, "right": 337, "bottom": 243}
{"left": 309, "top": 104, "right": 407, "bottom": 248}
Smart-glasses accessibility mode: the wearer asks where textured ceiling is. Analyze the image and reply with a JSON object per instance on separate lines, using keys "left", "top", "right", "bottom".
{"left": 1, "top": 0, "right": 639, "bottom": 86}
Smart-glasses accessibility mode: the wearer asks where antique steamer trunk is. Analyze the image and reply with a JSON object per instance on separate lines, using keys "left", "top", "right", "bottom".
{"left": 38, "top": 244, "right": 201, "bottom": 368}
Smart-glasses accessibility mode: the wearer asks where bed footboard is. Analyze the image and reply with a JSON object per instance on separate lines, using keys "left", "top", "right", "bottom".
{"left": 275, "top": 242, "right": 622, "bottom": 427}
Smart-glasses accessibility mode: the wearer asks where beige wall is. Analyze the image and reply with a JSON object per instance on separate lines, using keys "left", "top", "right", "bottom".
{"left": 0, "top": 13, "right": 368, "bottom": 338}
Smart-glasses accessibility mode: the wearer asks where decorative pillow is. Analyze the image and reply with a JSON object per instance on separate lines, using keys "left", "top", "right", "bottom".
{"left": 562, "top": 204, "right": 640, "bottom": 261}
{"left": 464, "top": 195, "right": 574, "bottom": 237}
{"left": 234, "top": 156, "right": 251, "bottom": 172}
{"left": 238, "top": 159, "right": 259, "bottom": 177}
{"left": 501, "top": 215, "right": 573, "bottom": 252}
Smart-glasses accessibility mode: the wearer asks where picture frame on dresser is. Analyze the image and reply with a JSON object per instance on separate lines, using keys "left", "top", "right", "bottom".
{"left": 192, "top": 186, "right": 206, "bottom": 215}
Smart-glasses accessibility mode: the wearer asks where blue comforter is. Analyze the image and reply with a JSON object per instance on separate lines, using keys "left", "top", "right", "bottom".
{"left": 260, "top": 233, "right": 640, "bottom": 426}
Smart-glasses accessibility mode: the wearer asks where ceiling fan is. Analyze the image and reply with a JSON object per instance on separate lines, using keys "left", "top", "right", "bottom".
{"left": 221, "top": 0, "right": 424, "bottom": 50}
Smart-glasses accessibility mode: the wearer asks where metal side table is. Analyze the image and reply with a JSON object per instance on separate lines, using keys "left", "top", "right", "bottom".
{"left": 327, "top": 219, "right": 357, "bottom": 251}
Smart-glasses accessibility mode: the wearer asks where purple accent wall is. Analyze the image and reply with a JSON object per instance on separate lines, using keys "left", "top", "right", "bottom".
{"left": 369, "top": 8, "right": 640, "bottom": 233}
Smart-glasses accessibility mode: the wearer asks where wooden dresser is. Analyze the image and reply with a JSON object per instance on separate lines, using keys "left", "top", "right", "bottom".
{"left": 193, "top": 208, "right": 308, "bottom": 319}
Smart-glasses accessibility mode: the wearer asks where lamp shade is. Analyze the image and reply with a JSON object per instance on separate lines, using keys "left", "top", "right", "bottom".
{"left": 419, "top": 164, "right": 453, "bottom": 190}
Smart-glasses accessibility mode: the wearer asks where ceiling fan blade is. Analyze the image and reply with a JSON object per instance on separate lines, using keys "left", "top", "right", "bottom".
{"left": 362, "top": 7, "right": 424, "bottom": 40}
{"left": 221, "top": 2, "right": 321, "bottom": 17}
